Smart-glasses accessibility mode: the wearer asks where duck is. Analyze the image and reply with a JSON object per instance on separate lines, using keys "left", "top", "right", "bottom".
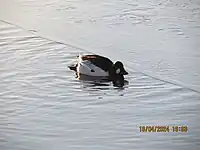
{"left": 68, "top": 54, "right": 128, "bottom": 87}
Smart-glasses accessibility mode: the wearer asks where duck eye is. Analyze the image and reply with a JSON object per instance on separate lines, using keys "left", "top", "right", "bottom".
{"left": 116, "top": 68, "right": 120, "bottom": 74}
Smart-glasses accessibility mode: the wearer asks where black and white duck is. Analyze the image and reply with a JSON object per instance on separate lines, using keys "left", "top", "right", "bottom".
{"left": 68, "top": 54, "right": 128, "bottom": 87}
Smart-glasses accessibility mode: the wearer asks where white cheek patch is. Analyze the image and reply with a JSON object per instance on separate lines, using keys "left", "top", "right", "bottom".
{"left": 116, "top": 68, "right": 121, "bottom": 74}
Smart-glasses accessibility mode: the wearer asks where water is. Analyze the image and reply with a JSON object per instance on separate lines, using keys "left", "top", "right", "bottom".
{"left": 0, "top": 0, "right": 200, "bottom": 150}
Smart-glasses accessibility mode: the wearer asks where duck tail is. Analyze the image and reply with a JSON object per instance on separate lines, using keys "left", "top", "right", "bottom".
{"left": 68, "top": 64, "right": 77, "bottom": 72}
{"left": 68, "top": 55, "right": 80, "bottom": 72}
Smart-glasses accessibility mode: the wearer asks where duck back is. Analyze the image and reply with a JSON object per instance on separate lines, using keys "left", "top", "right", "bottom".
{"left": 82, "top": 55, "right": 113, "bottom": 72}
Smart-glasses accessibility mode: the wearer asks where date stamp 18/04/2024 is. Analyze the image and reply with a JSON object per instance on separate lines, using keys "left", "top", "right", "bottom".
{"left": 139, "top": 126, "right": 188, "bottom": 132}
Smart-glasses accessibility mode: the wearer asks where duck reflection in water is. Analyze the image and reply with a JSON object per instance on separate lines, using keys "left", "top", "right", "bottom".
{"left": 75, "top": 73, "right": 128, "bottom": 88}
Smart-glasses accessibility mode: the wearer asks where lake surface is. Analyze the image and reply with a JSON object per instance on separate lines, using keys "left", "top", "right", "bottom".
{"left": 0, "top": 0, "right": 200, "bottom": 150}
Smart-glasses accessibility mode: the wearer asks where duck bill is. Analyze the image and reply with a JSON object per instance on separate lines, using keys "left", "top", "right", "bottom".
{"left": 121, "top": 70, "right": 128, "bottom": 75}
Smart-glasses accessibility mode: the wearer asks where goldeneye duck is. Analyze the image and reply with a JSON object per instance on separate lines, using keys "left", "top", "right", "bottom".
{"left": 68, "top": 54, "right": 128, "bottom": 87}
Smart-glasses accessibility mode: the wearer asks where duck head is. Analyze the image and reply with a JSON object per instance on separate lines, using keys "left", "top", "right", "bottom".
{"left": 113, "top": 61, "right": 128, "bottom": 75}
{"left": 109, "top": 61, "right": 128, "bottom": 87}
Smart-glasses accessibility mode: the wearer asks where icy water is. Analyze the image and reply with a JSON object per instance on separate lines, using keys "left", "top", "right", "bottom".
{"left": 0, "top": 0, "right": 200, "bottom": 150}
